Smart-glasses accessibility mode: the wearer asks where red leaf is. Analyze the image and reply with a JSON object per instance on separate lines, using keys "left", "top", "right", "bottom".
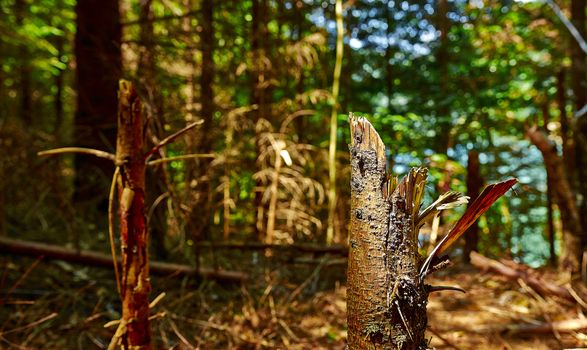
{"left": 420, "top": 178, "right": 517, "bottom": 277}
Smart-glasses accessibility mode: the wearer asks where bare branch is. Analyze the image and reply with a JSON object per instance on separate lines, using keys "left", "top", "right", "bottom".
{"left": 144, "top": 120, "right": 203, "bottom": 161}
{"left": 147, "top": 153, "right": 215, "bottom": 166}
{"left": 38, "top": 147, "right": 116, "bottom": 162}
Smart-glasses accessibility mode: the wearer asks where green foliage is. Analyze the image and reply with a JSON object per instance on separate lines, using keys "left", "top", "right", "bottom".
{"left": 1, "top": 0, "right": 572, "bottom": 266}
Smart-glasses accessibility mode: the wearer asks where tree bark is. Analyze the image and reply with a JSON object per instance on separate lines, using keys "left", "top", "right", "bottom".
{"left": 571, "top": 0, "right": 587, "bottom": 257}
{"left": 546, "top": 168, "right": 557, "bottom": 267}
{"left": 115, "top": 81, "right": 151, "bottom": 349}
{"left": 74, "top": 0, "right": 122, "bottom": 203}
{"left": 326, "top": 0, "right": 344, "bottom": 244}
{"left": 252, "top": 0, "right": 269, "bottom": 240}
{"left": 347, "top": 116, "right": 427, "bottom": 350}
{"left": 138, "top": 0, "right": 169, "bottom": 260}
{"left": 186, "top": 0, "right": 215, "bottom": 242}
{"left": 15, "top": 0, "right": 32, "bottom": 124}
{"left": 527, "top": 126, "right": 582, "bottom": 272}
{"left": 435, "top": 0, "right": 452, "bottom": 154}
{"left": 557, "top": 69, "right": 575, "bottom": 182}
{"left": 463, "top": 150, "right": 482, "bottom": 264}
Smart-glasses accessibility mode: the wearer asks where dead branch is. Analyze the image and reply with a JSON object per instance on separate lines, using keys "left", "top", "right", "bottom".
{"left": 144, "top": 120, "right": 203, "bottom": 161}
{"left": 505, "top": 318, "right": 587, "bottom": 334}
{"left": 0, "top": 236, "right": 247, "bottom": 283}
{"left": 196, "top": 242, "right": 348, "bottom": 255}
{"left": 147, "top": 153, "right": 216, "bottom": 166}
{"left": 470, "top": 251, "right": 574, "bottom": 302}
{"left": 0, "top": 312, "right": 58, "bottom": 336}
{"left": 38, "top": 147, "right": 116, "bottom": 162}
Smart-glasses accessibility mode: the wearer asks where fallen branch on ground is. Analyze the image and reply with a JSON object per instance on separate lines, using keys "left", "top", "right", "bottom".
{"left": 197, "top": 242, "right": 348, "bottom": 255}
{"left": 470, "top": 251, "right": 574, "bottom": 302}
{"left": 505, "top": 318, "right": 587, "bottom": 334}
{"left": 0, "top": 236, "right": 247, "bottom": 283}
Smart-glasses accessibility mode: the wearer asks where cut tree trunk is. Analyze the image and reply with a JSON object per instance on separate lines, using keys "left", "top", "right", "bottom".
{"left": 116, "top": 81, "right": 151, "bottom": 349}
{"left": 347, "top": 116, "right": 428, "bottom": 350}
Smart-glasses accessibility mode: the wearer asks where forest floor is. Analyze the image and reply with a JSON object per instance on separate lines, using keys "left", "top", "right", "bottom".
{"left": 0, "top": 255, "right": 583, "bottom": 349}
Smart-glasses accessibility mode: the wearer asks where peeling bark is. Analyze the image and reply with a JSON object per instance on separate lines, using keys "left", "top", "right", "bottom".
{"left": 116, "top": 81, "right": 152, "bottom": 349}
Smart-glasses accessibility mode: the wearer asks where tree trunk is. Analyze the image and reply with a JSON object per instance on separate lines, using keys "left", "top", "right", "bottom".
{"left": 543, "top": 103, "right": 559, "bottom": 267}
{"left": 186, "top": 0, "right": 215, "bottom": 243}
{"left": 527, "top": 126, "right": 582, "bottom": 272}
{"left": 115, "top": 81, "right": 152, "bottom": 349}
{"left": 435, "top": 0, "right": 452, "bottom": 154}
{"left": 74, "top": 0, "right": 122, "bottom": 203}
{"left": 571, "top": 0, "right": 587, "bottom": 257}
{"left": 138, "top": 0, "right": 169, "bottom": 260}
{"left": 53, "top": 31, "right": 65, "bottom": 133}
{"left": 15, "top": 0, "right": 32, "bottom": 124}
{"left": 347, "top": 116, "right": 428, "bottom": 349}
{"left": 557, "top": 69, "right": 575, "bottom": 182}
{"left": 252, "top": 0, "right": 268, "bottom": 240}
{"left": 294, "top": 0, "right": 306, "bottom": 142}
{"left": 546, "top": 168, "right": 557, "bottom": 267}
{"left": 326, "top": 0, "right": 344, "bottom": 244}
{"left": 463, "top": 150, "right": 482, "bottom": 264}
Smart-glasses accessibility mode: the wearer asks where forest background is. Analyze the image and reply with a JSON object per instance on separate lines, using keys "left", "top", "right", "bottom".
{"left": 2, "top": 0, "right": 587, "bottom": 348}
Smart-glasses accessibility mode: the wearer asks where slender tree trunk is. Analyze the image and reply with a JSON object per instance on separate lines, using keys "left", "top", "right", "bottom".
{"left": 546, "top": 168, "right": 557, "bottom": 267}
{"left": 115, "top": 81, "right": 152, "bottom": 349}
{"left": 251, "top": 0, "right": 268, "bottom": 240}
{"left": 347, "top": 116, "right": 428, "bottom": 349}
{"left": 186, "top": 0, "right": 215, "bottom": 243}
{"left": 15, "top": 0, "right": 32, "bottom": 124}
{"left": 543, "top": 101, "right": 558, "bottom": 267}
{"left": 527, "top": 126, "right": 582, "bottom": 272}
{"left": 138, "top": 0, "right": 169, "bottom": 260}
{"left": 435, "top": 0, "right": 452, "bottom": 154}
{"left": 557, "top": 69, "right": 575, "bottom": 181}
{"left": 74, "top": 0, "right": 122, "bottom": 203}
{"left": 463, "top": 150, "right": 482, "bottom": 264}
{"left": 385, "top": 1, "right": 395, "bottom": 111}
{"left": 571, "top": 0, "right": 587, "bottom": 257}
{"left": 326, "top": 0, "right": 344, "bottom": 244}
{"left": 54, "top": 33, "right": 64, "bottom": 133}
{"left": 294, "top": 0, "right": 306, "bottom": 143}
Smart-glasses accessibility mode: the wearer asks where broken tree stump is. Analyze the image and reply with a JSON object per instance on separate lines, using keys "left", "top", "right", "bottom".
{"left": 346, "top": 115, "right": 516, "bottom": 350}
{"left": 347, "top": 115, "right": 428, "bottom": 349}
{"left": 115, "top": 80, "right": 151, "bottom": 349}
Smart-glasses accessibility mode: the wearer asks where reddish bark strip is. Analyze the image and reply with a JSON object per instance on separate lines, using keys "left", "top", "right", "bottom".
{"left": 116, "top": 81, "right": 151, "bottom": 349}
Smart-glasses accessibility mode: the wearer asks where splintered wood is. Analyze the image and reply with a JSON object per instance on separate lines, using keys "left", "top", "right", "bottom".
{"left": 347, "top": 114, "right": 428, "bottom": 350}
